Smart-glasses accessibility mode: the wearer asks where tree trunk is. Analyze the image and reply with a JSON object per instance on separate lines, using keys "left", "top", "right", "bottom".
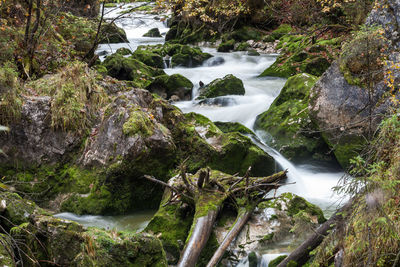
{"left": 206, "top": 206, "right": 254, "bottom": 267}
{"left": 177, "top": 207, "right": 221, "bottom": 267}
{"left": 277, "top": 201, "right": 352, "bottom": 267}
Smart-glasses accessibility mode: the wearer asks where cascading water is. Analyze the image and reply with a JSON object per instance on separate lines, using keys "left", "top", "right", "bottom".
{"left": 58, "top": 4, "right": 347, "bottom": 266}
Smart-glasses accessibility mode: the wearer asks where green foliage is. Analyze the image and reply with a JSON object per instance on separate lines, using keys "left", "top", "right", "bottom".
{"left": 28, "top": 62, "right": 108, "bottom": 133}
{"left": 0, "top": 62, "right": 22, "bottom": 125}
{"left": 314, "top": 112, "right": 400, "bottom": 266}
{"left": 339, "top": 26, "right": 388, "bottom": 88}
{"left": 260, "top": 34, "right": 342, "bottom": 78}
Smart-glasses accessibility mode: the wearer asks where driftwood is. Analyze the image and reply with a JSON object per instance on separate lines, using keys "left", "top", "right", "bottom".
{"left": 144, "top": 167, "right": 288, "bottom": 267}
{"left": 277, "top": 200, "right": 353, "bottom": 267}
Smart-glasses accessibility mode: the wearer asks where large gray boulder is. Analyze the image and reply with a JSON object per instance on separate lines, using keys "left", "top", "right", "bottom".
{"left": 309, "top": 0, "right": 400, "bottom": 168}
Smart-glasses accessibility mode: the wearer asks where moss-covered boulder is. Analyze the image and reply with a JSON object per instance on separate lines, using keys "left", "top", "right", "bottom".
{"left": 217, "top": 39, "right": 235, "bottom": 52}
{"left": 100, "top": 22, "right": 128, "bottom": 44}
{"left": 132, "top": 49, "right": 165, "bottom": 69}
{"left": 102, "top": 53, "right": 165, "bottom": 87}
{"left": 259, "top": 35, "right": 342, "bottom": 78}
{"left": 145, "top": 190, "right": 193, "bottom": 264}
{"left": 230, "top": 26, "right": 262, "bottom": 42}
{"left": 135, "top": 43, "right": 212, "bottom": 68}
{"left": 214, "top": 121, "right": 255, "bottom": 136}
{"left": 170, "top": 45, "right": 212, "bottom": 67}
{"left": 184, "top": 113, "right": 276, "bottom": 177}
{"left": 235, "top": 42, "right": 250, "bottom": 51}
{"left": 146, "top": 74, "right": 193, "bottom": 100}
{"left": 9, "top": 214, "right": 167, "bottom": 266}
{"left": 143, "top": 27, "right": 162, "bottom": 37}
{"left": 197, "top": 74, "right": 245, "bottom": 99}
{"left": 255, "top": 73, "right": 334, "bottom": 163}
{"left": 115, "top": 47, "right": 132, "bottom": 56}
{"left": 0, "top": 192, "right": 44, "bottom": 229}
{"left": 268, "top": 24, "right": 293, "bottom": 41}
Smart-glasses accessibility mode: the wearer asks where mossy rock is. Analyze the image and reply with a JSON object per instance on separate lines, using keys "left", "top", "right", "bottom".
{"left": 217, "top": 39, "right": 235, "bottom": 52}
{"left": 304, "top": 57, "right": 331, "bottom": 76}
{"left": 269, "top": 255, "right": 287, "bottom": 267}
{"left": 260, "top": 192, "right": 326, "bottom": 224}
{"left": 255, "top": 73, "right": 334, "bottom": 163}
{"left": 235, "top": 42, "right": 250, "bottom": 51}
{"left": 183, "top": 112, "right": 275, "bottom": 176}
{"left": 259, "top": 34, "right": 341, "bottom": 78}
{"left": 136, "top": 43, "right": 212, "bottom": 68}
{"left": 213, "top": 132, "right": 276, "bottom": 177}
{"left": 285, "top": 193, "right": 326, "bottom": 223}
{"left": 146, "top": 74, "right": 193, "bottom": 100}
{"left": 247, "top": 49, "right": 260, "bottom": 56}
{"left": 10, "top": 214, "right": 167, "bottom": 266}
{"left": 143, "top": 27, "right": 162, "bottom": 37}
{"left": 230, "top": 26, "right": 262, "bottom": 42}
{"left": 270, "top": 24, "right": 293, "bottom": 40}
{"left": 323, "top": 133, "right": 367, "bottom": 169}
{"left": 132, "top": 49, "right": 165, "bottom": 68}
{"left": 170, "top": 45, "right": 212, "bottom": 68}
{"left": 145, "top": 191, "right": 193, "bottom": 264}
{"left": 0, "top": 192, "right": 40, "bottom": 229}
{"left": 116, "top": 47, "right": 132, "bottom": 56}
{"left": 100, "top": 22, "right": 128, "bottom": 43}
{"left": 214, "top": 121, "right": 255, "bottom": 136}
{"left": 197, "top": 74, "right": 245, "bottom": 99}
{"left": 102, "top": 53, "right": 165, "bottom": 87}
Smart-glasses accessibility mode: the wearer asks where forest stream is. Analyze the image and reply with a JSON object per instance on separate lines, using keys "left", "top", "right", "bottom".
{"left": 55, "top": 3, "right": 346, "bottom": 266}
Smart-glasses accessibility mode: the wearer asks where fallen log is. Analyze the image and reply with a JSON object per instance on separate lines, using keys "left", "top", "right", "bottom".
{"left": 206, "top": 206, "right": 254, "bottom": 267}
{"left": 277, "top": 200, "right": 353, "bottom": 267}
{"left": 177, "top": 208, "right": 221, "bottom": 267}
{"left": 145, "top": 166, "right": 288, "bottom": 267}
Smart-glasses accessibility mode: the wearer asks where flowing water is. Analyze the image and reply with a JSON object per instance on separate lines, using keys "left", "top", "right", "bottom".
{"left": 57, "top": 3, "right": 347, "bottom": 266}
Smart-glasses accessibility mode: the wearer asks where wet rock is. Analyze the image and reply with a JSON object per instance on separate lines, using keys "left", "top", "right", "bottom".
{"left": 197, "top": 74, "right": 245, "bottom": 99}
{"left": 214, "top": 121, "right": 255, "bottom": 136}
{"left": 214, "top": 193, "right": 325, "bottom": 262}
{"left": 100, "top": 22, "right": 129, "bottom": 43}
{"left": 2, "top": 193, "right": 167, "bottom": 267}
{"left": 143, "top": 27, "right": 162, "bottom": 37}
{"left": 309, "top": 62, "right": 395, "bottom": 168}
{"left": 217, "top": 39, "right": 235, "bottom": 52}
{"left": 255, "top": 73, "right": 335, "bottom": 164}
{"left": 102, "top": 52, "right": 165, "bottom": 87}
{"left": 132, "top": 49, "right": 164, "bottom": 68}
{"left": 146, "top": 74, "right": 193, "bottom": 100}
{"left": 205, "top": 56, "right": 225, "bottom": 67}
{"left": 115, "top": 47, "right": 132, "bottom": 56}
{"left": 197, "top": 97, "right": 237, "bottom": 107}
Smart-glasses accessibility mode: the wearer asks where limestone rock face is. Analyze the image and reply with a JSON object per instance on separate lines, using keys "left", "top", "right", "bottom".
{"left": 0, "top": 96, "right": 81, "bottom": 166}
{"left": 309, "top": 62, "right": 392, "bottom": 168}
